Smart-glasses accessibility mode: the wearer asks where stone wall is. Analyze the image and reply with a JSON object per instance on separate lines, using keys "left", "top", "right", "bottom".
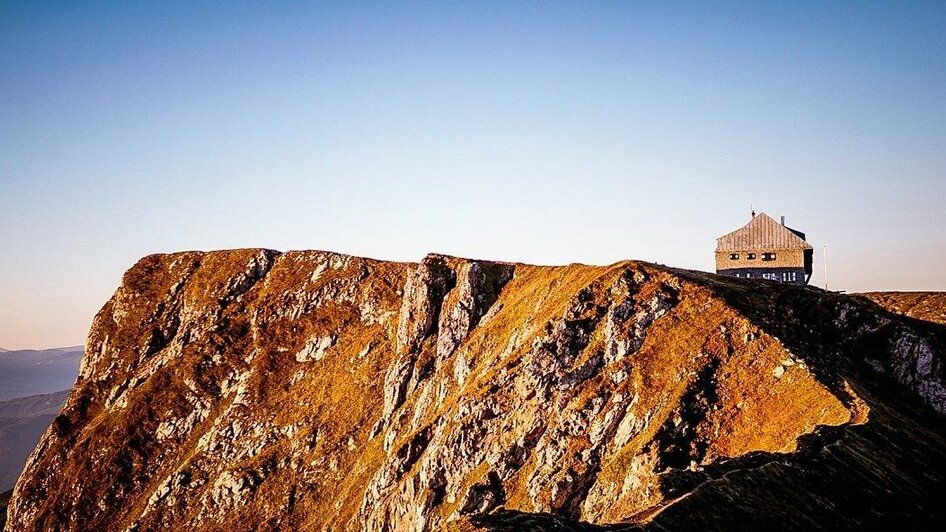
{"left": 715, "top": 248, "right": 807, "bottom": 273}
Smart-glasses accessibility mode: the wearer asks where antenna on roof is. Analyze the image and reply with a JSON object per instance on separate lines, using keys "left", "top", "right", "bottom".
{"left": 750, "top": 204, "right": 755, "bottom": 218}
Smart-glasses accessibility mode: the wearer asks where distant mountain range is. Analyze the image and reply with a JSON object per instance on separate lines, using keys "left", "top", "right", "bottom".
{"left": 0, "top": 390, "right": 70, "bottom": 492}
{"left": 0, "top": 347, "right": 82, "bottom": 498}
{"left": 0, "top": 347, "right": 82, "bottom": 402}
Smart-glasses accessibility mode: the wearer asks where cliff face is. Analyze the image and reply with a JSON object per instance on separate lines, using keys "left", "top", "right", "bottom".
{"left": 6, "top": 250, "right": 946, "bottom": 531}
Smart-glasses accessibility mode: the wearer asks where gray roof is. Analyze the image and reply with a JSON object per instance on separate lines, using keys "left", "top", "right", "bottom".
{"left": 716, "top": 213, "right": 812, "bottom": 252}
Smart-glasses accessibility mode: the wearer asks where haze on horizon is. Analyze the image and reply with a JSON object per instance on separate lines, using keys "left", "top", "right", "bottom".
{"left": 2, "top": 1, "right": 945, "bottom": 350}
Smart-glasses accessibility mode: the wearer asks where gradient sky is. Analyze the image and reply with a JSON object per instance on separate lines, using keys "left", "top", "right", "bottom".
{"left": 1, "top": 1, "right": 945, "bottom": 349}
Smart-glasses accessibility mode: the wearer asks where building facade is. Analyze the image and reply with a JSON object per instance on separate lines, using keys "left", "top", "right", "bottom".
{"left": 715, "top": 213, "right": 813, "bottom": 285}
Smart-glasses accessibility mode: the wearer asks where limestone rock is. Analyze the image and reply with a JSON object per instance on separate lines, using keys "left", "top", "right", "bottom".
{"left": 6, "top": 251, "right": 946, "bottom": 532}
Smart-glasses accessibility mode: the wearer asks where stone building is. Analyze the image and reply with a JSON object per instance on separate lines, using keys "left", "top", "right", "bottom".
{"left": 715, "top": 212, "right": 813, "bottom": 285}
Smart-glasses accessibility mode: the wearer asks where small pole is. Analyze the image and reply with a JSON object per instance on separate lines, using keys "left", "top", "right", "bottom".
{"left": 823, "top": 245, "right": 828, "bottom": 291}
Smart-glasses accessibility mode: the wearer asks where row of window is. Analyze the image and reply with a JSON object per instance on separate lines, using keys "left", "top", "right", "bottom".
{"left": 729, "top": 252, "right": 776, "bottom": 261}
{"left": 735, "top": 271, "right": 798, "bottom": 282}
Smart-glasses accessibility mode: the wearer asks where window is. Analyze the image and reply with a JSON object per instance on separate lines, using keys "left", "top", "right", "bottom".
{"left": 747, "top": 253, "right": 756, "bottom": 260}
{"left": 762, "top": 252, "right": 776, "bottom": 261}
{"left": 729, "top": 253, "right": 739, "bottom": 260}
{"left": 746, "top": 273, "right": 751, "bottom": 278}
{"left": 762, "top": 272, "right": 777, "bottom": 280}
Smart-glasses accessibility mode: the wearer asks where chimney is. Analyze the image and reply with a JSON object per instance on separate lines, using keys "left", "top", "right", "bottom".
{"left": 781, "top": 215, "right": 786, "bottom": 226}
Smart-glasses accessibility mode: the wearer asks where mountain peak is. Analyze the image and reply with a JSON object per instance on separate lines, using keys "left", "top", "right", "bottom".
{"left": 6, "top": 249, "right": 946, "bottom": 530}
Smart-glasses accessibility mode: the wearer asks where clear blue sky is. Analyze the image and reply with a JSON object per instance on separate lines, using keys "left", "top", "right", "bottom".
{"left": 2, "top": 1, "right": 945, "bottom": 349}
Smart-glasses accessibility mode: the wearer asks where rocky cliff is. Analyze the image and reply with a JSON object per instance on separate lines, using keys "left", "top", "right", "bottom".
{"left": 6, "top": 250, "right": 946, "bottom": 531}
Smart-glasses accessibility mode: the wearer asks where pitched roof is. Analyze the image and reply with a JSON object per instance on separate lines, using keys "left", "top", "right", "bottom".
{"left": 716, "top": 213, "right": 812, "bottom": 252}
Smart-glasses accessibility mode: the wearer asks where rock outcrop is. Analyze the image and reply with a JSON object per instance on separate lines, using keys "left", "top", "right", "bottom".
{"left": 5, "top": 250, "right": 946, "bottom": 531}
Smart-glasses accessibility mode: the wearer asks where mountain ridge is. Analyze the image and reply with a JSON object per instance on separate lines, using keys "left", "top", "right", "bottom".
{"left": 0, "top": 347, "right": 82, "bottom": 402}
{"left": 6, "top": 249, "right": 945, "bottom": 531}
